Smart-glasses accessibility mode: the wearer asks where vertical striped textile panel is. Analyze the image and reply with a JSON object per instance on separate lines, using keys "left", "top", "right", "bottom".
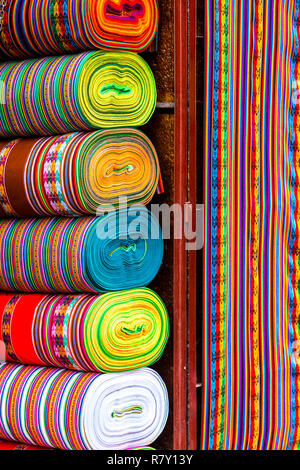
{"left": 202, "top": 0, "right": 300, "bottom": 449}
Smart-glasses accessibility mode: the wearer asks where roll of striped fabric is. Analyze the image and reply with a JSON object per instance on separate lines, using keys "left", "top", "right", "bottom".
{"left": 0, "top": 129, "right": 161, "bottom": 216}
{"left": 0, "top": 439, "right": 154, "bottom": 450}
{"left": 0, "top": 363, "right": 168, "bottom": 449}
{"left": 0, "top": 51, "right": 156, "bottom": 137}
{"left": 0, "top": 0, "right": 158, "bottom": 58}
{"left": 130, "top": 447, "right": 155, "bottom": 450}
{"left": 0, "top": 288, "right": 169, "bottom": 372}
{"left": 0, "top": 209, "right": 163, "bottom": 292}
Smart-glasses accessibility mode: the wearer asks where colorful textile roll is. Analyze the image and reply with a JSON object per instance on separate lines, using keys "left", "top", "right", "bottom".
{"left": 0, "top": 51, "right": 156, "bottom": 137}
{"left": 0, "top": 439, "right": 45, "bottom": 450}
{"left": 0, "top": 439, "right": 153, "bottom": 450}
{"left": 0, "top": 363, "right": 168, "bottom": 449}
{"left": 202, "top": 0, "right": 300, "bottom": 451}
{"left": 0, "top": 210, "right": 163, "bottom": 292}
{"left": 0, "top": 129, "right": 161, "bottom": 216}
{"left": 0, "top": 0, "right": 158, "bottom": 58}
{"left": 0, "top": 288, "right": 169, "bottom": 372}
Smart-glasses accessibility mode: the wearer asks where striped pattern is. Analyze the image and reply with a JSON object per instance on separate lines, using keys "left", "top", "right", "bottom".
{"left": 0, "top": 129, "right": 161, "bottom": 216}
{"left": 202, "top": 0, "right": 300, "bottom": 449}
{"left": 0, "top": 288, "right": 169, "bottom": 373}
{"left": 0, "top": 51, "right": 156, "bottom": 137}
{"left": 0, "top": 363, "right": 168, "bottom": 449}
{"left": 0, "top": 439, "right": 46, "bottom": 450}
{"left": 0, "top": 210, "right": 163, "bottom": 293}
{"left": 0, "top": 0, "right": 158, "bottom": 58}
{"left": 0, "top": 439, "right": 154, "bottom": 450}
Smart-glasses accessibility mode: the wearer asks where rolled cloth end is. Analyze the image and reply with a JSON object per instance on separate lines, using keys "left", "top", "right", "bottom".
{"left": 0, "top": 363, "right": 168, "bottom": 449}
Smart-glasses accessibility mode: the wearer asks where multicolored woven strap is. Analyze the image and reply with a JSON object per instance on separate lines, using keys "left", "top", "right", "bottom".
{"left": 0, "top": 51, "right": 156, "bottom": 137}
{"left": 0, "top": 210, "right": 163, "bottom": 293}
{"left": 0, "top": 129, "right": 161, "bottom": 217}
{"left": 0, "top": 288, "right": 169, "bottom": 373}
{"left": 0, "top": 363, "right": 168, "bottom": 449}
{"left": 0, "top": 0, "right": 158, "bottom": 58}
{"left": 202, "top": 0, "right": 300, "bottom": 450}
